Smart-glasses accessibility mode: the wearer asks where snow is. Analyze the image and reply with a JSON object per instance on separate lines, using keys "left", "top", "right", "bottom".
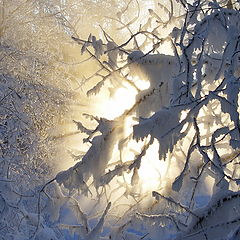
{"left": 1, "top": 0, "right": 240, "bottom": 240}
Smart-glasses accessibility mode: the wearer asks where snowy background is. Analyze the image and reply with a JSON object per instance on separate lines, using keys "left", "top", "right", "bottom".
{"left": 1, "top": 0, "right": 240, "bottom": 239}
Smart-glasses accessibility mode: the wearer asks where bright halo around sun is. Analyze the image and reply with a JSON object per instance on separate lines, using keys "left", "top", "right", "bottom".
{"left": 92, "top": 84, "right": 137, "bottom": 120}
{"left": 93, "top": 78, "right": 168, "bottom": 194}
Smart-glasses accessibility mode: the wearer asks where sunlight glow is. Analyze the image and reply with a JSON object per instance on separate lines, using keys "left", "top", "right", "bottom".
{"left": 132, "top": 76, "right": 151, "bottom": 90}
{"left": 100, "top": 78, "right": 168, "bottom": 193}
{"left": 96, "top": 85, "right": 137, "bottom": 120}
{"left": 138, "top": 140, "right": 168, "bottom": 192}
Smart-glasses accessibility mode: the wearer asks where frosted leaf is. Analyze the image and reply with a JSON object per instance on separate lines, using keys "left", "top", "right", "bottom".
{"left": 82, "top": 135, "right": 115, "bottom": 181}
{"left": 133, "top": 107, "right": 180, "bottom": 159}
{"left": 56, "top": 167, "right": 88, "bottom": 194}
{"left": 87, "top": 80, "right": 105, "bottom": 96}
{"left": 106, "top": 41, "right": 118, "bottom": 69}
{"left": 73, "top": 120, "right": 93, "bottom": 135}
{"left": 134, "top": 108, "right": 178, "bottom": 139}
{"left": 56, "top": 118, "right": 119, "bottom": 191}
{"left": 129, "top": 141, "right": 150, "bottom": 170}
{"left": 96, "top": 118, "right": 116, "bottom": 134}
{"left": 56, "top": 168, "right": 72, "bottom": 186}
{"left": 135, "top": 86, "right": 166, "bottom": 117}
{"left": 97, "top": 163, "right": 130, "bottom": 188}
{"left": 92, "top": 36, "right": 104, "bottom": 59}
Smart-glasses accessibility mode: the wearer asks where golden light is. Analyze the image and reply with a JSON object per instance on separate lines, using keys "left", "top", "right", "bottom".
{"left": 97, "top": 78, "right": 168, "bottom": 194}
{"left": 54, "top": 0, "right": 184, "bottom": 201}
{"left": 102, "top": 86, "right": 137, "bottom": 120}
{"left": 138, "top": 139, "right": 168, "bottom": 193}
